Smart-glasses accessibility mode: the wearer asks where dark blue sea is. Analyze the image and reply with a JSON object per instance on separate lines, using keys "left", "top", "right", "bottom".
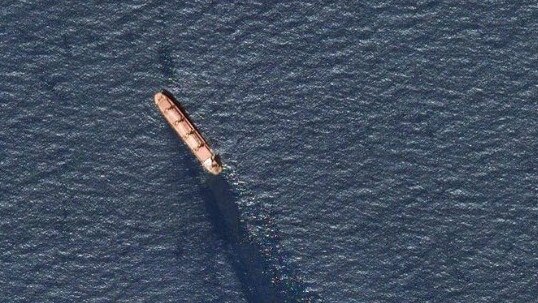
{"left": 1, "top": 1, "right": 536, "bottom": 302}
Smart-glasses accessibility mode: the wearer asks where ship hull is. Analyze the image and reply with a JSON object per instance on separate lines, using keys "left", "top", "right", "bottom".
{"left": 154, "top": 91, "right": 222, "bottom": 175}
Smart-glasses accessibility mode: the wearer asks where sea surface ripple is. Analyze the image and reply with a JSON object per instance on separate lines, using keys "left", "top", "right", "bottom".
{"left": 1, "top": 1, "right": 536, "bottom": 302}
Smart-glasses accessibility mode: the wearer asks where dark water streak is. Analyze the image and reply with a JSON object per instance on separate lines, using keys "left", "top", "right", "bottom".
{"left": 198, "top": 172, "right": 316, "bottom": 302}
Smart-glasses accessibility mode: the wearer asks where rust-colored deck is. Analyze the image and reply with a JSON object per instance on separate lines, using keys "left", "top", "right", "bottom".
{"left": 154, "top": 92, "right": 222, "bottom": 175}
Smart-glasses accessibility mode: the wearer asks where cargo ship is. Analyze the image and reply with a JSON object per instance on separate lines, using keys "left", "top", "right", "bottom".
{"left": 154, "top": 91, "right": 223, "bottom": 175}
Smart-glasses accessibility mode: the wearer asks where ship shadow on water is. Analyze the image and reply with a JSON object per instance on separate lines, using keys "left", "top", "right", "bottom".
{"left": 194, "top": 173, "right": 317, "bottom": 303}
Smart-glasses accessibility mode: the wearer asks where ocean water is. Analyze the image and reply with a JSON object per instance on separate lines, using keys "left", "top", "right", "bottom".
{"left": 1, "top": 1, "right": 536, "bottom": 302}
